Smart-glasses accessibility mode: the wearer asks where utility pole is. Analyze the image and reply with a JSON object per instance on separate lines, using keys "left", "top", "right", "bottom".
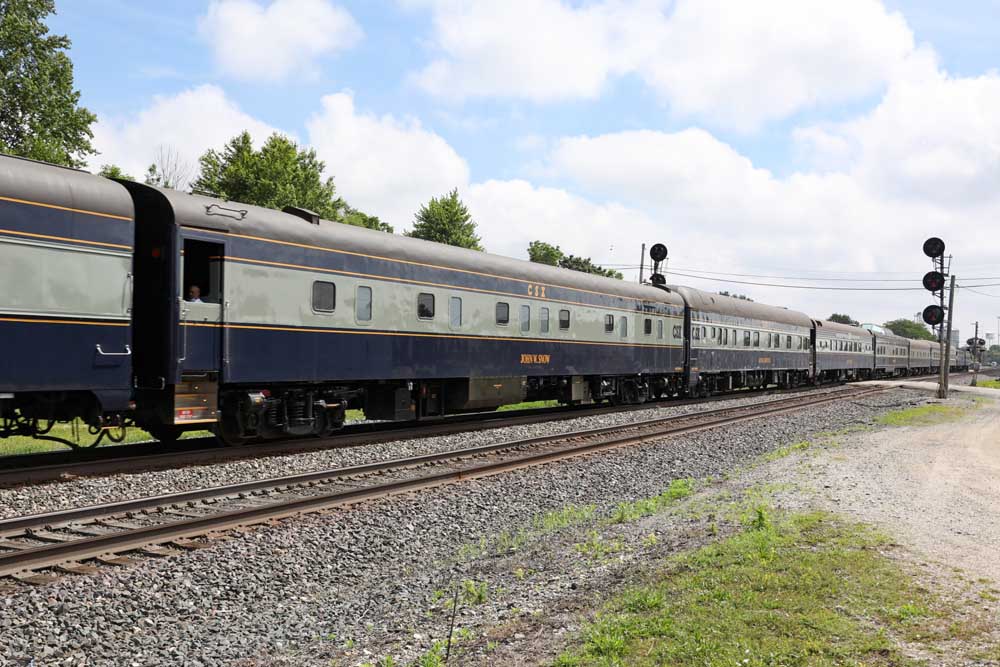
{"left": 638, "top": 243, "right": 646, "bottom": 284}
{"left": 970, "top": 321, "right": 980, "bottom": 387}
{"left": 940, "top": 275, "right": 956, "bottom": 399}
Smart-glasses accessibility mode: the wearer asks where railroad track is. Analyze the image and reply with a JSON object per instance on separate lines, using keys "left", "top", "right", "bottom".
{"left": 0, "top": 383, "right": 829, "bottom": 488}
{"left": 0, "top": 385, "right": 887, "bottom": 584}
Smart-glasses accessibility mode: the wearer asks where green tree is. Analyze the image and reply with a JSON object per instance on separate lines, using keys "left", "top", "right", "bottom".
{"left": 97, "top": 164, "right": 134, "bottom": 181}
{"left": 527, "top": 240, "right": 623, "bottom": 279}
{"left": 828, "top": 313, "right": 860, "bottom": 326}
{"left": 0, "top": 0, "right": 96, "bottom": 167}
{"left": 883, "top": 318, "right": 936, "bottom": 341}
{"left": 528, "top": 240, "right": 564, "bottom": 266}
{"left": 343, "top": 205, "right": 393, "bottom": 234}
{"left": 407, "top": 189, "right": 483, "bottom": 250}
{"left": 194, "top": 132, "right": 345, "bottom": 220}
{"left": 559, "top": 254, "right": 623, "bottom": 280}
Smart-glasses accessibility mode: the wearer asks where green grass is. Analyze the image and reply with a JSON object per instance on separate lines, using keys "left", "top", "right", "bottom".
{"left": 555, "top": 510, "right": 950, "bottom": 667}
{"left": 609, "top": 479, "right": 695, "bottom": 524}
{"left": 0, "top": 421, "right": 212, "bottom": 456}
{"left": 876, "top": 403, "right": 969, "bottom": 427}
{"left": 975, "top": 379, "right": 1000, "bottom": 390}
{"left": 497, "top": 399, "right": 560, "bottom": 412}
{"left": 760, "top": 440, "right": 811, "bottom": 463}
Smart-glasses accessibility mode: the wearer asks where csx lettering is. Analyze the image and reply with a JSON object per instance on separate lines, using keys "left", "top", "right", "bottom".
{"left": 520, "top": 353, "right": 551, "bottom": 364}
{"left": 526, "top": 284, "right": 547, "bottom": 298}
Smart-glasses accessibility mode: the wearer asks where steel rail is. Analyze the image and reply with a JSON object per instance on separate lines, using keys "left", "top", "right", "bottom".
{"left": 0, "top": 386, "right": 875, "bottom": 536}
{"left": 0, "top": 385, "right": 886, "bottom": 580}
{"left": 0, "top": 383, "right": 832, "bottom": 488}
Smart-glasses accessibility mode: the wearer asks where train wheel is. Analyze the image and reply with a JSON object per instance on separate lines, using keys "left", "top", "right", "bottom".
{"left": 144, "top": 424, "right": 185, "bottom": 444}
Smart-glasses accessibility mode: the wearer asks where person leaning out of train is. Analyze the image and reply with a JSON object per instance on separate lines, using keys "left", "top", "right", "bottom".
{"left": 187, "top": 285, "right": 204, "bottom": 303}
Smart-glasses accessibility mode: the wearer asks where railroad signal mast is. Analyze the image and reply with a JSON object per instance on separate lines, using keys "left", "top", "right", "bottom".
{"left": 921, "top": 237, "right": 955, "bottom": 399}
{"left": 967, "top": 322, "right": 985, "bottom": 386}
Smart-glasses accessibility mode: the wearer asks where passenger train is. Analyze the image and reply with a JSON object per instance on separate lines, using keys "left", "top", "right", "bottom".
{"left": 0, "top": 155, "right": 970, "bottom": 446}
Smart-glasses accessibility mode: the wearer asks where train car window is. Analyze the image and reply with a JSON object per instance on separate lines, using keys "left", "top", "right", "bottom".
{"left": 312, "top": 281, "right": 336, "bottom": 312}
{"left": 787, "top": 335, "right": 792, "bottom": 349}
{"left": 753, "top": 331, "right": 760, "bottom": 347}
{"left": 496, "top": 302, "right": 510, "bottom": 325}
{"left": 744, "top": 331, "right": 751, "bottom": 346}
{"left": 605, "top": 314, "right": 615, "bottom": 333}
{"left": 356, "top": 286, "right": 372, "bottom": 322}
{"left": 644, "top": 318, "right": 652, "bottom": 336}
{"left": 619, "top": 316, "right": 628, "bottom": 338}
{"left": 417, "top": 293, "right": 435, "bottom": 319}
{"left": 732, "top": 329, "right": 737, "bottom": 346}
{"left": 767, "top": 333, "right": 772, "bottom": 347}
{"left": 723, "top": 328, "right": 728, "bottom": 345}
{"left": 674, "top": 325, "right": 683, "bottom": 339}
{"left": 559, "top": 309, "right": 570, "bottom": 330}
{"left": 702, "top": 326, "right": 707, "bottom": 339}
{"left": 450, "top": 296, "right": 462, "bottom": 328}
{"left": 658, "top": 320, "right": 664, "bottom": 339}
{"left": 521, "top": 305, "right": 531, "bottom": 332}
{"left": 693, "top": 326, "right": 701, "bottom": 340}
{"left": 710, "top": 326, "right": 716, "bottom": 338}
{"left": 540, "top": 307, "right": 550, "bottom": 333}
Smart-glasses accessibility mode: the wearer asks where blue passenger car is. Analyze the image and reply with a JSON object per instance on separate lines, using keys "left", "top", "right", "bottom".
{"left": 0, "top": 156, "right": 135, "bottom": 436}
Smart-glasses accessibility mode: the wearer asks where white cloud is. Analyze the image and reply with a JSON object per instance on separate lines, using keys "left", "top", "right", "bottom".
{"left": 798, "top": 70, "right": 1000, "bottom": 207}
{"left": 305, "top": 91, "right": 470, "bottom": 227}
{"left": 639, "top": 0, "right": 919, "bottom": 131}
{"left": 91, "top": 84, "right": 279, "bottom": 185}
{"left": 405, "top": 0, "right": 647, "bottom": 102}
{"left": 539, "top": 119, "right": 1000, "bottom": 326}
{"left": 405, "top": 0, "right": 919, "bottom": 130}
{"left": 198, "top": 0, "right": 362, "bottom": 82}
{"left": 467, "top": 179, "right": 657, "bottom": 263}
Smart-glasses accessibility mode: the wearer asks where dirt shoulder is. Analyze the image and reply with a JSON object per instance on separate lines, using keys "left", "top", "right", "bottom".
{"left": 483, "top": 391, "right": 1000, "bottom": 666}
{"left": 764, "top": 393, "right": 1000, "bottom": 583}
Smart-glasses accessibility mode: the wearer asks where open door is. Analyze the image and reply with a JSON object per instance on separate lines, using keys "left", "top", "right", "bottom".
{"left": 174, "top": 237, "right": 223, "bottom": 427}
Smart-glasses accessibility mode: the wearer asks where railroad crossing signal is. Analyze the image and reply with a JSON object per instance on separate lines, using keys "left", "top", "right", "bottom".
{"left": 923, "top": 237, "right": 946, "bottom": 259}
{"left": 923, "top": 305, "right": 945, "bottom": 326}
{"left": 921, "top": 237, "right": 948, "bottom": 327}
{"left": 648, "top": 243, "right": 668, "bottom": 289}
{"left": 922, "top": 270, "right": 945, "bottom": 292}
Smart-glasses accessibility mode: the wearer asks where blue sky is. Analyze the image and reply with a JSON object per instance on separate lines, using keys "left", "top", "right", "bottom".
{"left": 49, "top": 0, "right": 1000, "bottom": 333}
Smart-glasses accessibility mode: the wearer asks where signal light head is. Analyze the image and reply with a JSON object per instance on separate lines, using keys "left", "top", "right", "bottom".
{"left": 649, "top": 243, "right": 668, "bottom": 263}
{"left": 923, "top": 237, "right": 946, "bottom": 258}
{"left": 922, "top": 270, "right": 945, "bottom": 292}
{"left": 650, "top": 273, "right": 666, "bottom": 286}
{"left": 922, "top": 305, "right": 945, "bottom": 326}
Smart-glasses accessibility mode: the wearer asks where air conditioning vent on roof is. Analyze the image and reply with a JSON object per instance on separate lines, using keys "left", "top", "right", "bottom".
{"left": 283, "top": 206, "right": 321, "bottom": 225}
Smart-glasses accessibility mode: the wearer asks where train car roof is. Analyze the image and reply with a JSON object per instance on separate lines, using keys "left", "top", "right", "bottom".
{"left": 668, "top": 285, "right": 813, "bottom": 327}
{"left": 909, "top": 338, "right": 936, "bottom": 350}
{"left": 132, "top": 184, "right": 686, "bottom": 307}
{"left": 0, "top": 153, "right": 134, "bottom": 221}
{"left": 815, "top": 320, "right": 874, "bottom": 337}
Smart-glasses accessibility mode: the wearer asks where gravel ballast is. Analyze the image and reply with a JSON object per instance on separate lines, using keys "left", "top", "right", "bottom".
{"left": 1, "top": 388, "right": 930, "bottom": 666}
{"left": 3, "top": 386, "right": 859, "bottom": 520}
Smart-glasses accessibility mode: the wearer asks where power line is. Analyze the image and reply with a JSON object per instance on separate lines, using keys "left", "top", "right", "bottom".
{"left": 667, "top": 267, "right": 1000, "bottom": 283}
{"left": 666, "top": 271, "right": 1000, "bottom": 292}
{"left": 960, "top": 285, "right": 1000, "bottom": 298}
{"left": 666, "top": 271, "right": 925, "bottom": 291}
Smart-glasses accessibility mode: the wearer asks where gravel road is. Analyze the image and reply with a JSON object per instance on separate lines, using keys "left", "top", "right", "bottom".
{"left": 0, "top": 388, "right": 927, "bottom": 666}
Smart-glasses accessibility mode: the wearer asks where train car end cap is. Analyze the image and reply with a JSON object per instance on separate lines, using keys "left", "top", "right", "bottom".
{"left": 649, "top": 243, "right": 668, "bottom": 263}
{"left": 923, "top": 237, "right": 946, "bottom": 258}
{"left": 922, "top": 304, "right": 945, "bottom": 326}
